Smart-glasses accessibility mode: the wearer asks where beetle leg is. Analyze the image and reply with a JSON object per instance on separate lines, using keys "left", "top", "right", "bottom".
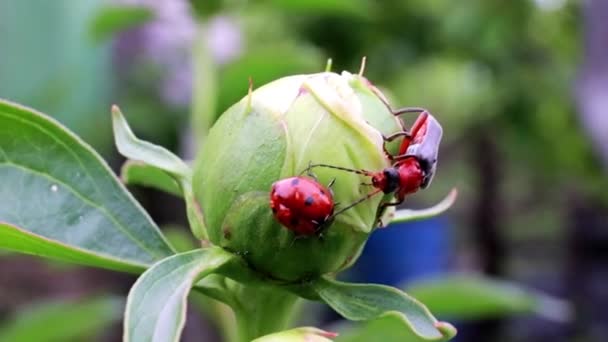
{"left": 382, "top": 131, "right": 412, "bottom": 160}
{"left": 379, "top": 199, "right": 404, "bottom": 210}
{"left": 391, "top": 153, "right": 418, "bottom": 162}
{"left": 302, "top": 161, "right": 319, "bottom": 180}
{"left": 375, "top": 198, "right": 405, "bottom": 227}
{"left": 392, "top": 107, "right": 427, "bottom": 116}
{"left": 329, "top": 188, "right": 383, "bottom": 220}
{"left": 384, "top": 131, "right": 411, "bottom": 142}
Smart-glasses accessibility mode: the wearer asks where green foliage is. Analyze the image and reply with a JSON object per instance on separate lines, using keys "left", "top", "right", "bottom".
{"left": 269, "top": 0, "right": 371, "bottom": 18}
{"left": 405, "top": 275, "right": 571, "bottom": 322}
{"left": 192, "top": 25, "right": 218, "bottom": 144}
{"left": 124, "top": 248, "right": 234, "bottom": 342}
{"left": 0, "top": 0, "right": 112, "bottom": 151}
{"left": 89, "top": 5, "right": 155, "bottom": 42}
{"left": 335, "top": 314, "right": 448, "bottom": 342}
{"left": 0, "top": 100, "right": 173, "bottom": 272}
{"left": 189, "top": 0, "right": 223, "bottom": 19}
{"left": 162, "top": 226, "right": 198, "bottom": 253}
{"left": 112, "top": 106, "right": 190, "bottom": 178}
{"left": 111, "top": 106, "right": 207, "bottom": 240}
{"left": 312, "top": 277, "right": 456, "bottom": 341}
{"left": 0, "top": 297, "right": 121, "bottom": 342}
{"left": 121, "top": 160, "right": 183, "bottom": 197}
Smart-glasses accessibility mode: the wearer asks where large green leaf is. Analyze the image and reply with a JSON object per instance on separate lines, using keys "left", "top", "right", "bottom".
{"left": 312, "top": 277, "right": 456, "bottom": 342}
{"left": 405, "top": 274, "right": 571, "bottom": 322}
{"left": 0, "top": 100, "right": 173, "bottom": 272}
{"left": 124, "top": 248, "right": 234, "bottom": 342}
{"left": 0, "top": 296, "right": 121, "bottom": 342}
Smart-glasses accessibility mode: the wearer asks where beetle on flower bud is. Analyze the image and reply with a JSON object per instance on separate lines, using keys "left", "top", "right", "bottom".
{"left": 306, "top": 109, "right": 443, "bottom": 224}
{"left": 193, "top": 65, "right": 439, "bottom": 281}
{"left": 386, "top": 109, "right": 443, "bottom": 188}
{"left": 269, "top": 176, "right": 335, "bottom": 236}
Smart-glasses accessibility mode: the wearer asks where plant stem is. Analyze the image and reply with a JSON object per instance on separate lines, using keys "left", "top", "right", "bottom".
{"left": 192, "top": 23, "right": 218, "bottom": 146}
{"left": 231, "top": 283, "right": 300, "bottom": 341}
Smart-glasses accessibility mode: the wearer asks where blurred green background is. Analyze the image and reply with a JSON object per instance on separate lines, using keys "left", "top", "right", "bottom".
{"left": 1, "top": 0, "right": 607, "bottom": 341}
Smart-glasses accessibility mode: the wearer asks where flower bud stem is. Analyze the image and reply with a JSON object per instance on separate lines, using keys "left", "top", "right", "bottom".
{"left": 232, "top": 283, "right": 300, "bottom": 341}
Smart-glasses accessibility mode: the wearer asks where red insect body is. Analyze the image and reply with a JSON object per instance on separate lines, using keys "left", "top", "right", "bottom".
{"left": 305, "top": 109, "right": 441, "bottom": 217}
{"left": 351, "top": 156, "right": 424, "bottom": 210}
{"left": 387, "top": 158, "right": 424, "bottom": 199}
{"left": 270, "top": 176, "right": 334, "bottom": 235}
{"left": 391, "top": 110, "right": 442, "bottom": 188}
{"left": 398, "top": 111, "right": 429, "bottom": 156}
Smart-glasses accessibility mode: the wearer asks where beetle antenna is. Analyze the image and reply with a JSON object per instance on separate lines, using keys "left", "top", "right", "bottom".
{"left": 305, "top": 163, "right": 372, "bottom": 177}
{"left": 300, "top": 161, "right": 320, "bottom": 180}
{"left": 392, "top": 107, "right": 427, "bottom": 116}
{"left": 330, "top": 188, "right": 383, "bottom": 219}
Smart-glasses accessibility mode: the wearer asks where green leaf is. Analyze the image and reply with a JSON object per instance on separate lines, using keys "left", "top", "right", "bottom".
{"left": 270, "top": 0, "right": 371, "bottom": 18}
{"left": 121, "top": 160, "right": 183, "bottom": 197}
{"left": 0, "top": 223, "right": 138, "bottom": 273}
{"left": 312, "top": 277, "right": 456, "bottom": 341}
{"left": 124, "top": 247, "right": 234, "bottom": 342}
{"left": 189, "top": 0, "right": 223, "bottom": 19}
{"left": 89, "top": 5, "right": 155, "bottom": 42}
{"left": 0, "top": 296, "right": 121, "bottom": 342}
{"left": 405, "top": 274, "right": 571, "bottom": 322}
{"left": 183, "top": 184, "right": 208, "bottom": 240}
{"left": 111, "top": 106, "right": 207, "bottom": 240}
{"left": 111, "top": 106, "right": 190, "bottom": 178}
{"left": 390, "top": 189, "right": 458, "bottom": 224}
{"left": 334, "top": 313, "right": 449, "bottom": 342}
{"left": 0, "top": 100, "right": 173, "bottom": 272}
{"left": 162, "top": 225, "right": 198, "bottom": 253}
{"left": 253, "top": 327, "right": 338, "bottom": 342}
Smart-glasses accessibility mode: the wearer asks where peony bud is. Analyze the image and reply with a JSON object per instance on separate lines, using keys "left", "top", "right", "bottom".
{"left": 194, "top": 71, "right": 403, "bottom": 281}
{"left": 252, "top": 327, "right": 337, "bottom": 342}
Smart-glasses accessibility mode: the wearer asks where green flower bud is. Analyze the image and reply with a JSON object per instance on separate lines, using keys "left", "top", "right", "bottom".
{"left": 194, "top": 71, "right": 402, "bottom": 281}
{"left": 252, "top": 327, "right": 337, "bottom": 342}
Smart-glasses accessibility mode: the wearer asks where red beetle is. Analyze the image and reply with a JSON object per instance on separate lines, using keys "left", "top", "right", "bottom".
{"left": 383, "top": 108, "right": 442, "bottom": 188}
{"left": 306, "top": 108, "right": 442, "bottom": 216}
{"left": 270, "top": 176, "right": 335, "bottom": 236}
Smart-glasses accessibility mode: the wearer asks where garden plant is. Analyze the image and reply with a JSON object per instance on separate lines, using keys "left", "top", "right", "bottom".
{"left": 0, "top": 64, "right": 462, "bottom": 341}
